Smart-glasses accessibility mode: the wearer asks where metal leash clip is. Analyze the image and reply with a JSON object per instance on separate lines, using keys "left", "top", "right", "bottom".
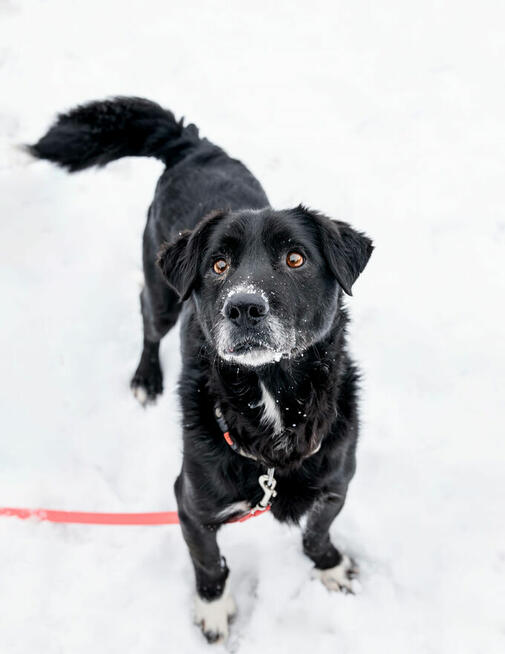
{"left": 252, "top": 467, "right": 277, "bottom": 512}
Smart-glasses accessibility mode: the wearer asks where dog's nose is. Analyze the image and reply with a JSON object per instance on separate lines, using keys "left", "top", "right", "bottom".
{"left": 224, "top": 293, "right": 269, "bottom": 327}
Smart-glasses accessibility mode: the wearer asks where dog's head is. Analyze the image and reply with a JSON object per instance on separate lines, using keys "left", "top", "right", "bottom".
{"left": 158, "top": 206, "right": 373, "bottom": 366}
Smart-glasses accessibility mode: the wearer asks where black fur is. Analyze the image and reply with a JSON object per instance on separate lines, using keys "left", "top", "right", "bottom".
{"left": 31, "top": 98, "right": 373, "bottom": 641}
{"left": 28, "top": 97, "right": 196, "bottom": 171}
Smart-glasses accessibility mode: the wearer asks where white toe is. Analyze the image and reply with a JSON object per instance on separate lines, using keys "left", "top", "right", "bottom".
{"left": 312, "top": 554, "right": 357, "bottom": 593}
{"left": 194, "top": 580, "right": 236, "bottom": 643}
{"left": 132, "top": 385, "right": 148, "bottom": 406}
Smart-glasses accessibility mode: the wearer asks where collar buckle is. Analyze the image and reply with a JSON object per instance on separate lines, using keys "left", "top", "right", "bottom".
{"left": 253, "top": 467, "right": 277, "bottom": 512}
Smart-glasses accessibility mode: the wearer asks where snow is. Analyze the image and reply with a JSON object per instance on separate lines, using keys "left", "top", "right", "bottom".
{"left": 1, "top": 0, "right": 504, "bottom": 652}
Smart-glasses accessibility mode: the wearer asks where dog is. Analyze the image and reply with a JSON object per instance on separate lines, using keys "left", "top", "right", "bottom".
{"left": 29, "top": 97, "right": 373, "bottom": 643}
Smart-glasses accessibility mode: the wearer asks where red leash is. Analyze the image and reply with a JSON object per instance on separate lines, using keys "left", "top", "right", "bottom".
{"left": 1, "top": 407, "right": 275, "bottom": 526}
{"left": 0, "top": 507, "right": 180, "bottom": 525}
{"left": 0, "top": 505, "right": 269, "bottom": 525}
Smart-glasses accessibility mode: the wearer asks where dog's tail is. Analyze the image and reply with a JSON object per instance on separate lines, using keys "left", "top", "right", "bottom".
{"left": 27, "top": 97, "right": 198, "bottom": 172}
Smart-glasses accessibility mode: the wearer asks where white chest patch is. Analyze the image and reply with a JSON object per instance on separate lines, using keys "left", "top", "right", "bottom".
{"left": 258, "top": 382, "right": 283, "bottom": 434}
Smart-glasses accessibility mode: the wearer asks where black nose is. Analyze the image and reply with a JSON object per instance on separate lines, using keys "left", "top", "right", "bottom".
{"left": 224, "top": 293, "right": 269, "bottom": 328}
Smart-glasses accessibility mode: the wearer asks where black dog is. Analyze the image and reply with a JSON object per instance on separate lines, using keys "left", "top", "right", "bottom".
{"left": 30, "top": 97, "right": 373, "bottom": 643}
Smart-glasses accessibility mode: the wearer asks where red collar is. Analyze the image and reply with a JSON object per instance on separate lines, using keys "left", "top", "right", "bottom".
{"left": 214, "top": 404, "right": 277, "bottom": 518}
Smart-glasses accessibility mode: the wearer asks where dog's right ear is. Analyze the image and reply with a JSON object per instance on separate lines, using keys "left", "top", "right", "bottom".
{"left": 157, "top": 210, "right": 226, "bottom": 300}
{"left": 157, "top": 230, "right": 194, "bottom": 300}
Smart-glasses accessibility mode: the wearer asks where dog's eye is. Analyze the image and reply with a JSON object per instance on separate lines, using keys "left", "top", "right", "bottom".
{"left": 286, "top": 251, "right": 305, "bottom": 268}
{"left": 213, "top": 259, "right": 229, "bottom": 274}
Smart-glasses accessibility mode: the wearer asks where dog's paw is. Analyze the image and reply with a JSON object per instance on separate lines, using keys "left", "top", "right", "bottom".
{"left": 130, "top": 367, "right": 163, "bottom": 406}
{"left": 311, "top": 554, "right": 359, "bottom": 594}
{"left": 194, "top": 582, "right": 236, "bottom": 644}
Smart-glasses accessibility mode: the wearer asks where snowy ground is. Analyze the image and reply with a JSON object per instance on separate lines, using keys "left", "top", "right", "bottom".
{"left": 1, "top": 1, "right": 504, "bottom": 652}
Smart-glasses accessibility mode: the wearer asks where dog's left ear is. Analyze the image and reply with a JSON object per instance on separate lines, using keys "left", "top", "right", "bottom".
{"left": 300, "top": 207, "right": 374, "bottom": 295}
{"left": 323, "top": 219, "right": 374, "bottom": 295}
{"left": 157, "top": 210, "right": 226, "bottom": 300}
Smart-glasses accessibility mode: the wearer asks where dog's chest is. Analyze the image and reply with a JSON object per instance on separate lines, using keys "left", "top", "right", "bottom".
{"left": 252, "top": 379, "right": 315, "bottom": 434}
{"left": 257, "top": 382, "right": 283, "bottom": 433}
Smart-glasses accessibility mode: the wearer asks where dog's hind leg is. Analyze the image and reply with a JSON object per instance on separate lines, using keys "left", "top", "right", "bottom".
{"left": 174, "top": 474, "right": 236, "bottom": 644}
{"left": 302, "top": 491, "right": 358, "bottom": 593}
{"left": 131, "top": 221, "right": 182, "bottom": 405}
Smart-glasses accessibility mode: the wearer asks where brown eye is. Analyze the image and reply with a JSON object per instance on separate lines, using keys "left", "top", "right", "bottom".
{"left": 213, "top": 259, "right": 229, "bottom": 274}
{"left": 286, "top": 251, "right": 304, "bottom": 268}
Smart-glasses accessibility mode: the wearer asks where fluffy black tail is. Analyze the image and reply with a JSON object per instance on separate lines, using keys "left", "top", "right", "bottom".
{"left": 28, "top": 97, "right": 198, "bottom": 172}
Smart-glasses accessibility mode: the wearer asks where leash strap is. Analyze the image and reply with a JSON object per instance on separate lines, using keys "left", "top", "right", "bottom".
{"left": 0, "top": 406, "right": 279, "bottom": 527}
{"left": 0, "top": 507, "right": 180, "bottom": 525}
{"left": 0, "top": 506, "right": 271, "bottom": 526}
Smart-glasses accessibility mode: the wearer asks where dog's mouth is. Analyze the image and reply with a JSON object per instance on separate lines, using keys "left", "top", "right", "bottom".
{"left": 224, "top": 338, "right": 294, "bottom": 367}
{"left": 227, "top": 338, "right": 271, "bottom": 355}
{"left": 217, "top": 321, "right": 297, "bottom": 366}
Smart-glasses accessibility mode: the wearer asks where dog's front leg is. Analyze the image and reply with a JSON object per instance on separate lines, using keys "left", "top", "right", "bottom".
{"left": 174, "top": 474, "right": 236, "bottom": 644}
{"left": 302, "top": 491, "right": 358, "bottom": 593}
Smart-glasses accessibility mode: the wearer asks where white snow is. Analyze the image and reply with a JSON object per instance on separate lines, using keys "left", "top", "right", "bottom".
{"left": 1, "top": 1, "right": 504, "bottom": 652}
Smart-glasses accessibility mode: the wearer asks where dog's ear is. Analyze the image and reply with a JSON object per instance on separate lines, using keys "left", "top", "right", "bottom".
{"left": 157, "top": 210, "right": 226, "bottom": 300}
{"left": 323, "top": 219, "right": 374, "bottom": 295}
{"left": 299, "top": 206, "right": 374, "bottom": 295}
{"left": 157, "top": 230, "right": 193, "bottom": 300}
